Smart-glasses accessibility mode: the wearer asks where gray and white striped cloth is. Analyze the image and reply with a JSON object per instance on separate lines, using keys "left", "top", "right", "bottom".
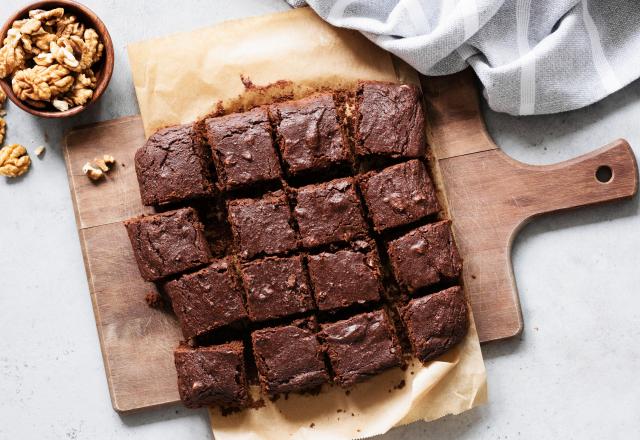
{"left": 287, "top": 0, "right": 640, "bottom": 115}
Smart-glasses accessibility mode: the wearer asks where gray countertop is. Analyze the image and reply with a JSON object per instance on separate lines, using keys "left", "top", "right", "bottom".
{"left": 1, "top": 1, "right": 638, "bottom": 439}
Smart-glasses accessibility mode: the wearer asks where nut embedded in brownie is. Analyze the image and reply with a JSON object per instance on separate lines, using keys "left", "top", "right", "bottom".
{"left": 124, "top": 207, "right": 211, "bottom": 282}
{"left": 252, "top": 318, "right": 329, "bottom": 396}
{"left": 227, "top": 190, "right": 298, "bottom": 260}
{"left": 319, "top": 309, "right": 403, "bottom": 387}
{"left": 399, "top": 286, "right": 469, "bottom": 363}
{"left": 386, "top": 220, "right": 462, "bottom": 293}
{"left": 205, "top": 107, "right": 281, "bottom": 191}
{"left": 354, "top": 81, "right": 426, "bottom": 159}
{"left": 359, "top": 159, "right": 440, "bottom": 232}
{"left": 292, "top": 177, "right": 368, "bottom": 248}
{"left": 164, "top": 260, "right": 247, "bottom": 339}
{"left": 174, "top": 341, "right": 250, "bottom": 409}
{"left": 134, "top": 124, "right": 214, "bottom": 206}
{"left": 240, "top": 255, "right": 314, "bottom": 322}
{"left": 307, "top": 248, "right": 382, "bottom": 312}
{"left": 270, "top": 93, "right": 351, "bottom": 177}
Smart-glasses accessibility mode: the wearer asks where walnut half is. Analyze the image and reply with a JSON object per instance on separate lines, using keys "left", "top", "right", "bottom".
{"left": 0, "top": 144, "right": 31, "bottom": 177}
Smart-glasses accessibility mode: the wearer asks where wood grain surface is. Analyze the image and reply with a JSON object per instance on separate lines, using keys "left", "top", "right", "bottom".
{"left": 63, "top": 72, "right": 637, "bottom": 412}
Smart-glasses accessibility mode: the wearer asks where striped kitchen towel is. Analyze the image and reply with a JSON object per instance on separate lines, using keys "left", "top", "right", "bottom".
{"left": 287, "top": 0, "right": 640, "bottom": 115}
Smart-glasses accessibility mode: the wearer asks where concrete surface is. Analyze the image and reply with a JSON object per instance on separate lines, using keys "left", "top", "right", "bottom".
{"left": 0, "top": 1, "right": 638, "bottom": 439}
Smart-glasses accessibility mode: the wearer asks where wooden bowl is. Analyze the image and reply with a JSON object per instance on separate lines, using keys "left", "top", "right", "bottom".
{"left": 0, "top": 0, "right": 114, "bottom": 118}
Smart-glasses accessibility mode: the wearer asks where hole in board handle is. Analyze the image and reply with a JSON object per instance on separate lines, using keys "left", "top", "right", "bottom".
{"left": 595, "top": 165, "right": 613, "bottom": 183}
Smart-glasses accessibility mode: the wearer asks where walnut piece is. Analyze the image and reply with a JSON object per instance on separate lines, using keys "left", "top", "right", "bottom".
{"left": 35, "top": 145, "right": 45, "bottom": 156}
{"left": 82, "top": 161, "right": 104, "bottom": 181}
{"left": 12, "top": 64, "right": 74, "bottom": 103}
{"left": 0, "top": 144, "right": 31, "bottom": 177}
{"left": 0, "top": 29, "right": 26, "bottom": 79}
{"left": 0, "top": 118, "right": 5, "bottom": 145}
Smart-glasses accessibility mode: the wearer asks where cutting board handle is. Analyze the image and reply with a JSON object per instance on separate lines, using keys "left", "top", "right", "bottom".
{"left": 503, "top": 139, "right": 638, "bottom": 224}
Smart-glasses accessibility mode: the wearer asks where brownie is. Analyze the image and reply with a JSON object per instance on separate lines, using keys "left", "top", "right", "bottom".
{"left": 134, "top": 124, "right": 214, "bottom": 206}
{"left": 270, "top": 93, "right": 350, "bottom": 176}
{"left": 307, "top": 248, "right": 382, "bottom": 311}
{"left": 252, "top": 319, "right": 329, "bottom": 396}
{"left": 319, "top": 310, "right": 403, "bottom": 387}
{"left": 360, "top": 160, "right": 440, "bottom": 232}
{"left": 293, "top": 178, "right": 367, "bottom": 248}
{"left": 174, "top": 341, "right": 249, "bottom": 409}
{"left": 355, "top": 81, "right": 426, "bottom": 158}
{"left": 164, "top": 260, "right": 247, "bottom": 339}
{"left": 227, "top": 191, "right": 298, "bottom": 260}
{"left": 205, "top": 107, "right": 281, "bottom": 190}
{"left": 124, "top": 207, "right": 211, "bottom": 281}
{"left": 240, "top": 255, "right": 314, "bottom": 322}
{"left": 400, "top": 286, "right": 469, "bottom": 363}
{"left": 386, "top": 220, "right": 462, "bottom": 292}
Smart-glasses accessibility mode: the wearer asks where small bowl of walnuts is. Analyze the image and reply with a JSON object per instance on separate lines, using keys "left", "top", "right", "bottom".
{"left": 0, "top": 0, "right": 114, "bottom": 118}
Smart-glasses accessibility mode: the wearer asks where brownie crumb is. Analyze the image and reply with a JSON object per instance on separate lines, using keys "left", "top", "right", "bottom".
{"left": 310, "top": 423, "right": 315, "bottom": 428}
{"left": 144, "top": 292, "right": 164, "bottom": 309}
{"left": 250, "top": 398, "right": 266, "bottom": 410}
{"left": 394, "top": 379, "right": 406, "bottom": 390}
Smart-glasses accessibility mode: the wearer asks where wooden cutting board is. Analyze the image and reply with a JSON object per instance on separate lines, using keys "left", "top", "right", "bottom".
{"left": 63, "top": 70, "right": 637, "bottom": 413}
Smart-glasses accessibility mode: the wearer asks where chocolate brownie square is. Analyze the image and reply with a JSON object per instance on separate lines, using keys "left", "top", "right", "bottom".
{"left": 319, "top": 310, "right": 403, "bottom": 387}
{"left": 124, "top": 207, "right": 211, "bottom": 281}
{"left": 400, "top": 286, "right": 469, "bottom": 363}
{"left": 360, "top": 160, "right": 440, "bottom": 232}
{"left": 205, "top": 107, "right": 281, "bottom": 190}
{"left": 164, "top": 260, "right": 247, "bottom": 339}
{"left": 227, "top": 191, "right": 298, "bottom": 260}
{"left": 270, "top": 93, "right": 350, "bottom": 176}
{"left": 174, "top": 341, "right": 249, "bottom": 409}
{"left": 355, "top": 81, "right": 426, "bottom": 159}
{"left": 240, "top": 255, "right": 314, "bottom": 322}
{"left": 293, "top": 178, "right": 367, "bottom": 248}
{"left": 252, "top": 318, "right": 329, "bottom": 396}
{"left": 386, "top": 220, "right": 462, "bottom": 292}
{"left": 135, "top": 124, "right": 214, "bottom": 205}
{"left": 307, "top": 248, "right": 382, "bottom": 311}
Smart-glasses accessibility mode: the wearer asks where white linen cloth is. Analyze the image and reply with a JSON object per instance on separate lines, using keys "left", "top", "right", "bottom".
{"left": 287, "top": 0, "right": 640, "bottom": 115}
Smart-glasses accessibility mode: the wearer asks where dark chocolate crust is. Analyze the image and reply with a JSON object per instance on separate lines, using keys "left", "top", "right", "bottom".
{"left": 400, "top": 286, "right": 469, "bottom": 363}
{"left": 205, "top": 107, "right": 281, "bottom": 190}
{"left": 270, "top": 93, "right": 350, "bottom": 176}
{"left": 355, "top": 81, "right": 426, "bottom": 158}
{"left": 307, "top": 249, "right": 382, "bottom": 311}
{"left": 134, "top": 124, "right": 214, "bottom": 206}
{"left": 293, "top": 178, "right": 367, "bottom": 248}
{"left": 319, "top": 310, "right": 403, "bottom": 387}
{"left": 360, "top": 160, "right": 440, "bottom": 232}
{"left": 240, "top": 255, "right": 314, "bottom": 322}
{"left": 227, "top": 191, "right": 298, "bottom": 260}
{"left": 124, "top": 207, "right": 211, "bottom": 281}
{"left": 386, "top": 220, "right": 462, "bottom": 292}
{"left": 174, "top": 341, "right": 249, "bottom": 409}
{"left": 164, "top": 260, "right": 247, "bottom": 339}
{"left": 252, "top": 319, "right": 329, "bottom": 396}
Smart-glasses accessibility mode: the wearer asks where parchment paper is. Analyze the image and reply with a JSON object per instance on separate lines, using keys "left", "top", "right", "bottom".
{"left": 128, "top": 7, "right": 487, "bottom": 439}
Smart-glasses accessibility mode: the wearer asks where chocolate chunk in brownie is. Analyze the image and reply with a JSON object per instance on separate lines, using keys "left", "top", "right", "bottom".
{"left": 124, "top": 207, "right": 211, "bottom": 281}
{"left": 355, "top": 81, "right": 426, "bottom": 159}
{"left": 400, "top": 286, "right": 469, "bottom": 363}
{"left": 174, "top": 341, "right": 249, "bottom": 409}
{"left": 360, "top": 160, "right": 439, "bottom": 232}
{"left": 293, "top": 178, "right": 367, "bottom": 248}
{"left": 240, "top": 255, "right": 314, "bottom": 322}
{"left": 386, "top": 220, "right": 462, "bottom": 292}
{"left": 252, "top": 318, "right": 329, "bottom": 396}
{"left": 227, "top": 191, "right": 298, "bottom": 260}
{"left": 319, "top": 310, "right": 403, "bottom": 387}
{"left": 307, "top": 248, "right": 382, "bottom": 311}
{"left": 164, "top": 260, "right": 247, "bottom": 339}
{"left": 134, "top": 124, "right": 214, "bottom": 206}
{"left": 205, "top": 107, "right": 281, "bottom": 190}
{"left": 270, "top": 93, "right": 350, "bottom": 176}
